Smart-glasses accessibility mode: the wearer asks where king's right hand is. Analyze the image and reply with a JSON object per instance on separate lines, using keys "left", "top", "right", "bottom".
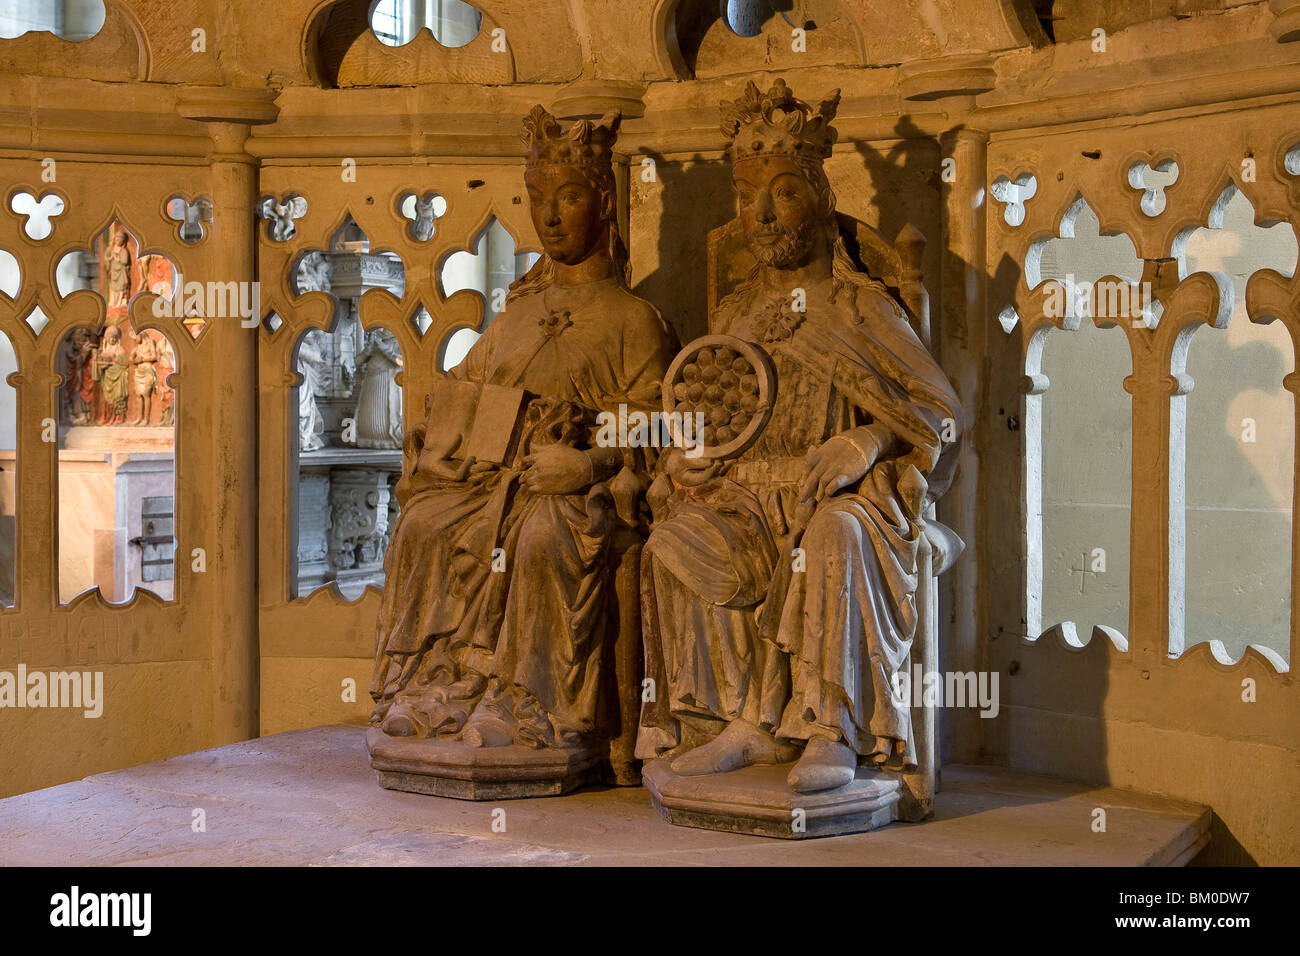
{"left": 664, "top": 446, "right": 721, "bottom": 489}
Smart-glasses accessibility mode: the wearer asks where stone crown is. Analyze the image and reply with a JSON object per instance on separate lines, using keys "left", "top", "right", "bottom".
{"left": 522, "top": 104, "right": 621, "bottom": 173}
{"left": 721, "top": 78, "right": 840, "bottom": 166}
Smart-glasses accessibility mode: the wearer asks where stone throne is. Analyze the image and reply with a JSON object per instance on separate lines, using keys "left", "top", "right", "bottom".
{"left": 640, "top": 211, "right": 960, "bottom": 838}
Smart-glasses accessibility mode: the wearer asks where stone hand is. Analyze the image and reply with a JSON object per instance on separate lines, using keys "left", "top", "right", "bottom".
{"left": 521, "top": 444, "right": 593, "bottom": 495}
{"left": 425, "top": 455, "right": 482, "bottom": 482}
{"left": 664, "top": 446, "right": 720, "bottom": 488}
{"left": 799, "top": 432, "right": 876, "bottom": 504}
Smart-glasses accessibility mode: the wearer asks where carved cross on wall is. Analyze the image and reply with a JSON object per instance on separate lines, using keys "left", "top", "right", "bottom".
{"left": 1070, "top": 552, "right": 1099, "bottom": 594}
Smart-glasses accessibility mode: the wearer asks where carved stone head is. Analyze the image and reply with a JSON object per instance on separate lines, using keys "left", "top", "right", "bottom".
{"left": 721, "top": 79, "right": 841, "bottom": 269}
{"left": 520, "top": 105, "right": 622, "bottom": 268}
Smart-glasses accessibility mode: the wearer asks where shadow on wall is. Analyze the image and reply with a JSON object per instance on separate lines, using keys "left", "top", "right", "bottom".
{"left": 850, "top": 115, "right": 944, "bottom": 254}
{"left": 631, "top": 151, "right": 734, "bottom": 344}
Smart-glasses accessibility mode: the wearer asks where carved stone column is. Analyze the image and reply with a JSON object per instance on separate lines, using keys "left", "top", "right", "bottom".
{"left": 938, "top": 126, "right": 988, "bottom": 765}
{"left": 178, "top": 89, "right": 278, "bottom": 744}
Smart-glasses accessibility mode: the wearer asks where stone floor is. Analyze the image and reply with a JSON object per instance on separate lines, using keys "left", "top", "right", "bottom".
{"left": 0, "top": 725, "right": 1210, "bottom": 866}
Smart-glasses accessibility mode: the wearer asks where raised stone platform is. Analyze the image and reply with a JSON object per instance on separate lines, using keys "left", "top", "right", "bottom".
{"left": 643, "top": 758, "right": 902, "bottom": 839}
{"left": 61, "top": 425, "right": 173, "bottom": 451}
{"left": 367, "top": 728, "right": 605, "bottom": 800}
{"left": 0, "top": 725, "right": 1211, "bottom": 866}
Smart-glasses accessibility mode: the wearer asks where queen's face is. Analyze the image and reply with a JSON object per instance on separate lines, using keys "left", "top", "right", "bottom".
{"left": 525, "top": 164, "right": 608, "bottom": 265}
{"left": 732, "top": 155, "right": 822, "bottom": 268}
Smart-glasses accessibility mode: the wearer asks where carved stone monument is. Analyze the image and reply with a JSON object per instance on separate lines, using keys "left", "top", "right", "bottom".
{"left": 636, "top": 79, "right": 964, "bottom": 838}
{"left": 57, "top": 220, "right": 178, "bottom": 446}
{"left": 366, "top": 104, "right": 679, "bottom": 798}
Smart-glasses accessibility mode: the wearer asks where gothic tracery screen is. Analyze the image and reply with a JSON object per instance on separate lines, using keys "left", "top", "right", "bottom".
{"left": 993, "top": 118, "right": 1300, "bottom": 673}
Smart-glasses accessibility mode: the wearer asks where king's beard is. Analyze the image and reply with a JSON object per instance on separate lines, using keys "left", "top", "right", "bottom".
{"left": 745, "top": 216, "right": 822, "bottom": 269}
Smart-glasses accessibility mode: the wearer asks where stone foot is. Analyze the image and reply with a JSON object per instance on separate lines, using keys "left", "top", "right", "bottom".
{"left": 380, "top": 701, "right": 420, "bottom": 737}
{"left": 787, "top": 735, "right": 857, "bottom": 793}
{"left": 459, "top": 692, "right": 518, "bottom": 748}
{"left": 413, "top": 674, "right": 486, "bottom": 738}
{"left": 670, "top": 718, "right": 798, "bottom": 776}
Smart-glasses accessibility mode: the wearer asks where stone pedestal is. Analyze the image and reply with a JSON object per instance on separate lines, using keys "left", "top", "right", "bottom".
{"left": 366, "top": 728, "right": 606, "bottom": 801}
{"left": 642, "top": 759, "right": 904, "bottom": 840}
{"left": 61, "top": 425, "right": 173, "bottom": 452}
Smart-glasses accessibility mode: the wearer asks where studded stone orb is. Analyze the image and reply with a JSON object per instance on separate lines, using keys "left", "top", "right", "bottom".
{"left": 662, "top": 334, "right": 775, "bottom": 460}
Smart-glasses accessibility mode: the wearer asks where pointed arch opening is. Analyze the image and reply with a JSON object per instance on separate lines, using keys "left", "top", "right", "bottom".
{"left": 289, "top": 216, "right": 408, "bottom": 601}
{"left": 1175, "top": 184, "right": 1298, "bottom": 666}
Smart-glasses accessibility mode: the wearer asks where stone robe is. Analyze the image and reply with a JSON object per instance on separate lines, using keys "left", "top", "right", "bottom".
{"left": 97, "top": 338, "right": 129, "bottom": 424}
{"left": 353, "top": 331, "right": 403, "bottom": 450}
{"left": 637, "top": 251, "right": 961, "bottom": 771}
{"left": 370, "top": 275, "right": 677, "bottom": 746}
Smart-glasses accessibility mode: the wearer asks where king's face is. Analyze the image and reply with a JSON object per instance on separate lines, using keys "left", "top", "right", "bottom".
{"left": 525, "top": 164, "right": 607, "bottom": 266}
{"left": 731, "top": 155, "right": 821, "bottom": 269}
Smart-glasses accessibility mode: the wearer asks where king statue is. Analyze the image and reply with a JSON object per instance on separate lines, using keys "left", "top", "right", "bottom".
{"left": 636, "top": 79, "right": 963, "bottom": 797}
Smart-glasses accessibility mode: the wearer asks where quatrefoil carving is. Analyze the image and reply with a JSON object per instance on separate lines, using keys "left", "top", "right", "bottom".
{"left": 990, "top": 173, "right": 1038, "bottom": 227}
{"left": 10, "top": 190, "right": 66, "bottom": 240}
{"left": 1127, "top": 159, "right": 1179, "bottom": 216}
{"left": 257, "top": 194, "right": 308, "bottom": 242}
{"left": 166, "top": 195, "right": 214, "bottom": 243}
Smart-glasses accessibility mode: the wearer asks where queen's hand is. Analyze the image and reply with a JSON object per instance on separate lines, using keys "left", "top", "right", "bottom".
{"left": 522, "top": 444, "right": 594, "bottom": 495}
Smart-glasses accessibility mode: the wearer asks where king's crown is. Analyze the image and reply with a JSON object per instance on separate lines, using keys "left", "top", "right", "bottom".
{"left": 720, "top": 78, "right": 840, "bottom": 167}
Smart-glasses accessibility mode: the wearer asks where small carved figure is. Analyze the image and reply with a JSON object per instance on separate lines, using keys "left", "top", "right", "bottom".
{"left": 258, "top": 195, "right": 308, "bottom": 243}
{"left": 298, "top": 332, "right": 327, "bottom": 452}
{"left": 59, "top": 327, "right": 96, "bottom": 426}
{"left": 352, "top": 328, "right": 403, "bottom": 449}
{"left": 296, "top": 250, "right": 333, "bottom": 295}
{"left": 103, "top": 229, "right": 132, "bottom": 317}
{"left": 410, "top": 194, "right": 439, "bottom": 241}
{"left": 141, "top": 254, "right": 174, "bottom": 301}
{"left": 156, "top": 335, "right": 175, "bottom": 426}
{"left": 95, "top": 325, "right": 129, "bottom": 425}
{"left": 128, "top": 332, "right": 158, "bottom": 425}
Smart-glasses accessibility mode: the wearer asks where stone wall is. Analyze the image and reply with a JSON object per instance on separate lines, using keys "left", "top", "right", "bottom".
{"left": 0, "top": 0, "right": 1296, "bottom": 863}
